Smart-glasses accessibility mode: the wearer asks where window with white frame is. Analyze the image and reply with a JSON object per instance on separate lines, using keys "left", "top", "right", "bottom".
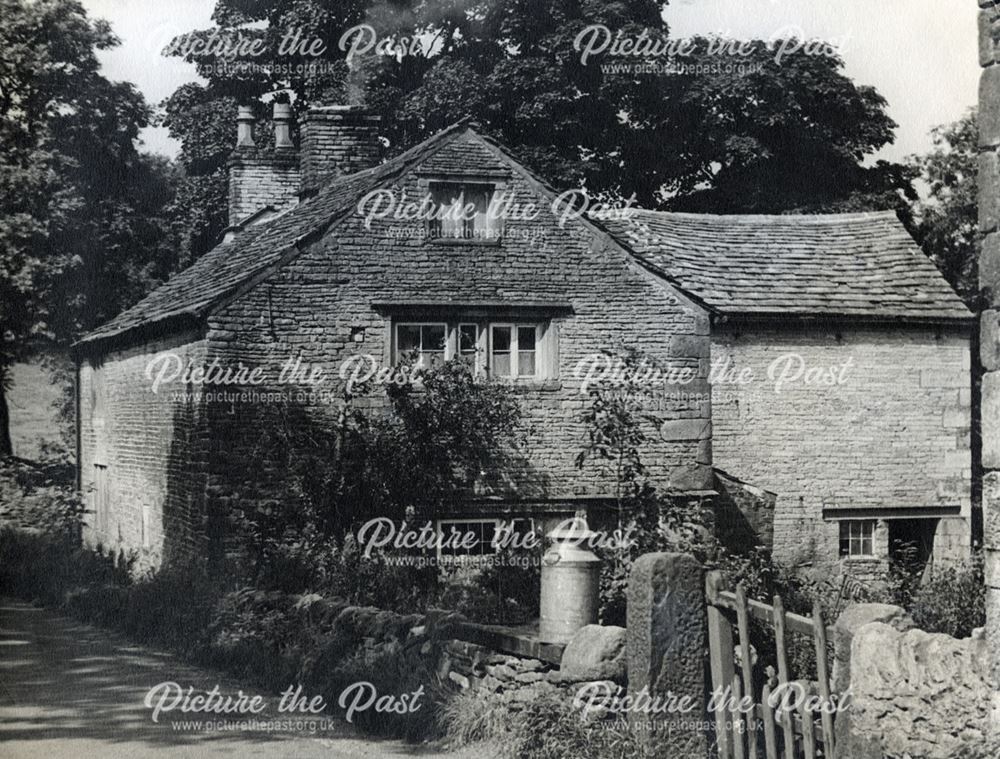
{"left": 490, "top": 324, "right": 538, "bottom": 378}
{"left": 393, "top": 320, "right": 553, "bottom": 379}
{"left": 427, "top": 182, "right": 501, "bottom": 241}
{"left": 396, "top": 323, "right": 447, "bottom": 368}
{"left": 839, "top": 520, "right": 875, "bottom": 558}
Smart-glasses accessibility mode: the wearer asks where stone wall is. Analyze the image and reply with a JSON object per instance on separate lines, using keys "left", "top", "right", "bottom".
{"left": 976, "top": 0, "right": 1000, "bottom": 731}
{"left": 77, "top": 331, "right": 211, "bottom": 569}
{"left": 711, "top": 324, "right": 972, "bottom": 570}
{"left": 844, "top": 621, "right": 993, "bottom": 759}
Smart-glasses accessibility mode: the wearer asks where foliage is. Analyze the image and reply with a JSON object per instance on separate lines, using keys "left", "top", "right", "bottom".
{"left": 907, "top": 109, "right": 979, "bottom": 306}
{"left": 162, "top": 0, "right": 908, "bottom": 263}
{"left": 0, "top": 0, "right": 182, "bottom": 454}
{"left": 890, "top": 549, "right": 986, "bottom": 639}
{"left": 575, "top": 348, "right": 714, "bottom": 625}
{"left": 229, "top": 360, "right": 525, "bottom": 589}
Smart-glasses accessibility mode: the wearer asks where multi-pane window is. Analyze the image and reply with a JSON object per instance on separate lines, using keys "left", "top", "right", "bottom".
{"left": 490, "top": 324, "right": 539, "bottom": 379}
{"left": 396, "top": 323, "right": 447, "bottom": 368}
{"left": 436, "top": 518, "right": 534, "bottom": 559}
{"left": 839, "top": 520, "right": 875, "bottom": 557}
{"left": 393, "top": 321, "right": 549, "bottom": 379}
{"left": 428, "top": 183, "right": 500, "bottom": 241}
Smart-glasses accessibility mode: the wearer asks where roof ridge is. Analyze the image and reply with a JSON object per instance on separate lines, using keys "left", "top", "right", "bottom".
{"left": 628, "top": 209, "right": 901, "bottom": 222}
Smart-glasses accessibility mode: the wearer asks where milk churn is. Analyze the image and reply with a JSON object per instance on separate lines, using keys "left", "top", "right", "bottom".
{"left": 539, "top": 516, "right": 601, "bottom": 643}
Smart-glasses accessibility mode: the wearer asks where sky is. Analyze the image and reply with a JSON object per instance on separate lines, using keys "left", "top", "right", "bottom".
{"left": 82, "top": 0, "right": 980, "bottom": 163}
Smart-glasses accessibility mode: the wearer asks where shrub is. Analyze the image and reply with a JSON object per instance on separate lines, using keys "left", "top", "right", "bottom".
{"left": 908, "top": 552, "right": 985, "bottom": 638}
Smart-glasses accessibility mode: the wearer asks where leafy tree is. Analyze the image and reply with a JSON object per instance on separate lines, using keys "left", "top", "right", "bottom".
{"left": 162, "top": 0, "right": 908, "bottom": 262}
{"left": 907, "top": 109, "right": 979, "bottom": 306}
{"left": 0, "top": 0, "right": 182, "bottom": 456}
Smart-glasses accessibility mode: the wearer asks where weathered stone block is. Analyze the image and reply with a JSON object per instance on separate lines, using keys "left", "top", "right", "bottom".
{"left": 983, "top": 373, "right": 1000, "bottom": 469}
{"left": 982, "top": 233, "right": 1000, "bottom": 302}
{"left": 982, "top": 67, "right": 1000, "bottom": 148}
{"left": 987, "top": 548, "right": 1000, "bottom": 589}
{"left": 626, "top": 552, "right": 706, "bottom": 756}
{"left": 658, "top": 418, "right": 711, "bottom": 441}
{"left": 981, "top": 150, "right": 1000, "bottom": 233}
{"left": 832, "top": 603, "right": 913, "bottom": 695}
{"left": 983, "top": 9, "right": 1000, "bottom": 67}
{"left": 985, "top": 311, "right": 1000, "bottom": 370}
{"left": 984, "top": 472, "right": 1000, "bottom": 549}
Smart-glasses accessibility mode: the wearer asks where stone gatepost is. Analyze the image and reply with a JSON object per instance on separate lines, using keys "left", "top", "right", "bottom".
{"left": 977, "top": 0, "right": 1000, "bottom": 734}
{"left": 626, "top": 552, "right": 708, "bottom": 758}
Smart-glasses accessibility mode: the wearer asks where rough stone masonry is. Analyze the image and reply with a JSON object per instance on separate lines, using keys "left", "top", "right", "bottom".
{"left": 977, "top": 0, "right": 1000, "bottom": 732}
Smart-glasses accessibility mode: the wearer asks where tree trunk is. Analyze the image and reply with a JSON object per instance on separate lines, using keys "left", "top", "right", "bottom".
{"left": 0, "top": 379, "right": 12, "bottom": 457}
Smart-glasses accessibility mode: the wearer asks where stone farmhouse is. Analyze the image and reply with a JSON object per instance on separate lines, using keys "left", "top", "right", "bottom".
{"left": 73, "top": 104, "right": 974, "bottom": 578}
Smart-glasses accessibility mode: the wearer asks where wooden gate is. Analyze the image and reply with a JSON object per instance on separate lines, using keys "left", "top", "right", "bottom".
{"left": 706, "top": 571, "right": 837, "bottom": 759}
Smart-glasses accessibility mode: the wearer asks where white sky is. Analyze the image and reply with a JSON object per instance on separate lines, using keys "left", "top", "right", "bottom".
{"left": 83, "top": 0, "right": 979, "bottom": 163}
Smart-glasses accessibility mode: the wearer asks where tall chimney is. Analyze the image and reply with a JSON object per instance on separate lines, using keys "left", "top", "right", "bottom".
{"left": 299, "top": 105, "right": 381, "bottom": 196}
{"left": 227, "top": 103, "right": 301, "bottom": 227}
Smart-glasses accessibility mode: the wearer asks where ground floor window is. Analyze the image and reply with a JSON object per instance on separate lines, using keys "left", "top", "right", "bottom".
{"left": 93, "top": 463, "right": 109, "bottom": 533}
{"left": 435, "top": 518, "right": 534, "bottom": 559}
{"left": 839, "top": 519, "right": 875, "bottom": 557}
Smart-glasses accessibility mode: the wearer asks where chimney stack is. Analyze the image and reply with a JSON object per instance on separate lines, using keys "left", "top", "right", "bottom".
{"left": 299, "top": 105, "right": 382, "bottom": 195}
{"left": 227, "top": 103, "right": 383, "bottom": 226}
{"left": 227, "top": 103, "right": 301, "bottom": 227}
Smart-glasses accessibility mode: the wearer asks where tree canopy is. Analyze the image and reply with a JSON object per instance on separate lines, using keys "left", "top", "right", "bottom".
{"left": 0, "top": 0, "right": 181, "bottom": 455}
{"left": 162, "top": 0, "right": 910, "bottom": 262}
{"left": 907, "top": 109, "right": 979, "bottom": 306}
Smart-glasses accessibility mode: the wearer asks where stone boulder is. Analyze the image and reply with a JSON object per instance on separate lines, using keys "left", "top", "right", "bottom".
{"left": 550, "top": 624, "right": 627, "bottom": 683}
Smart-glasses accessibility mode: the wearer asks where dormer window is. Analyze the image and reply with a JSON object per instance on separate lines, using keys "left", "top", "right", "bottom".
{"left": 427, "top": 182, "right": 501, "bottom": 242}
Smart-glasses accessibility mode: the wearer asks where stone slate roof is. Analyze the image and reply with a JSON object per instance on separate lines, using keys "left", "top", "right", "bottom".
{"left": 79, "top": 126, "right": 972, "bottom": 349}
{"left": 602, "top": 210, "right": 972, "bottom": 322}
{"left": 77, "top": 121, "right": 473, "bottom": 347}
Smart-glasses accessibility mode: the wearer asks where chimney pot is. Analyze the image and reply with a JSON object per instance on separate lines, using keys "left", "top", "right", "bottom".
{"left": 236, "top": 105, "right": 255, "bottom": 148}
{"left": 273, "top": 102, "right": 294, "bottom": 150}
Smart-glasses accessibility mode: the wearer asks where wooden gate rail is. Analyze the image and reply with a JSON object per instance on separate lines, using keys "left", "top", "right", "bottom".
{"left": 706, "top": 571, "right": 838, "bottom": 759}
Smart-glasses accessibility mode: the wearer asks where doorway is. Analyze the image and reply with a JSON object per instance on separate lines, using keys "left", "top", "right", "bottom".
{"left": 888, "top": 518, "right": 938, "bottom": 580}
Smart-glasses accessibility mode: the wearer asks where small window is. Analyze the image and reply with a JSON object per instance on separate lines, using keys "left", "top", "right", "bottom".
{"left": 141, "top": 503, "right": 151, "bottom": 548}
{"left": 491, "top": 324, "right": 538, "bottom": 379}
{"left": 436, "top": 518, "right": 534, "bottom": 559}
{"left": 396, "top": 323, "right": 447, "bottom": 368}
{"left": 428, "top": 183, "right": 500, "bottom": 241}
{"left": 839, "top": 520, "right": 875, "bottom": 558}
{"left": 93, "top": 464, "right": 109, "bottom": 534}
{"left": 457, "top": 324, "right": 479, "bottom": 369}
